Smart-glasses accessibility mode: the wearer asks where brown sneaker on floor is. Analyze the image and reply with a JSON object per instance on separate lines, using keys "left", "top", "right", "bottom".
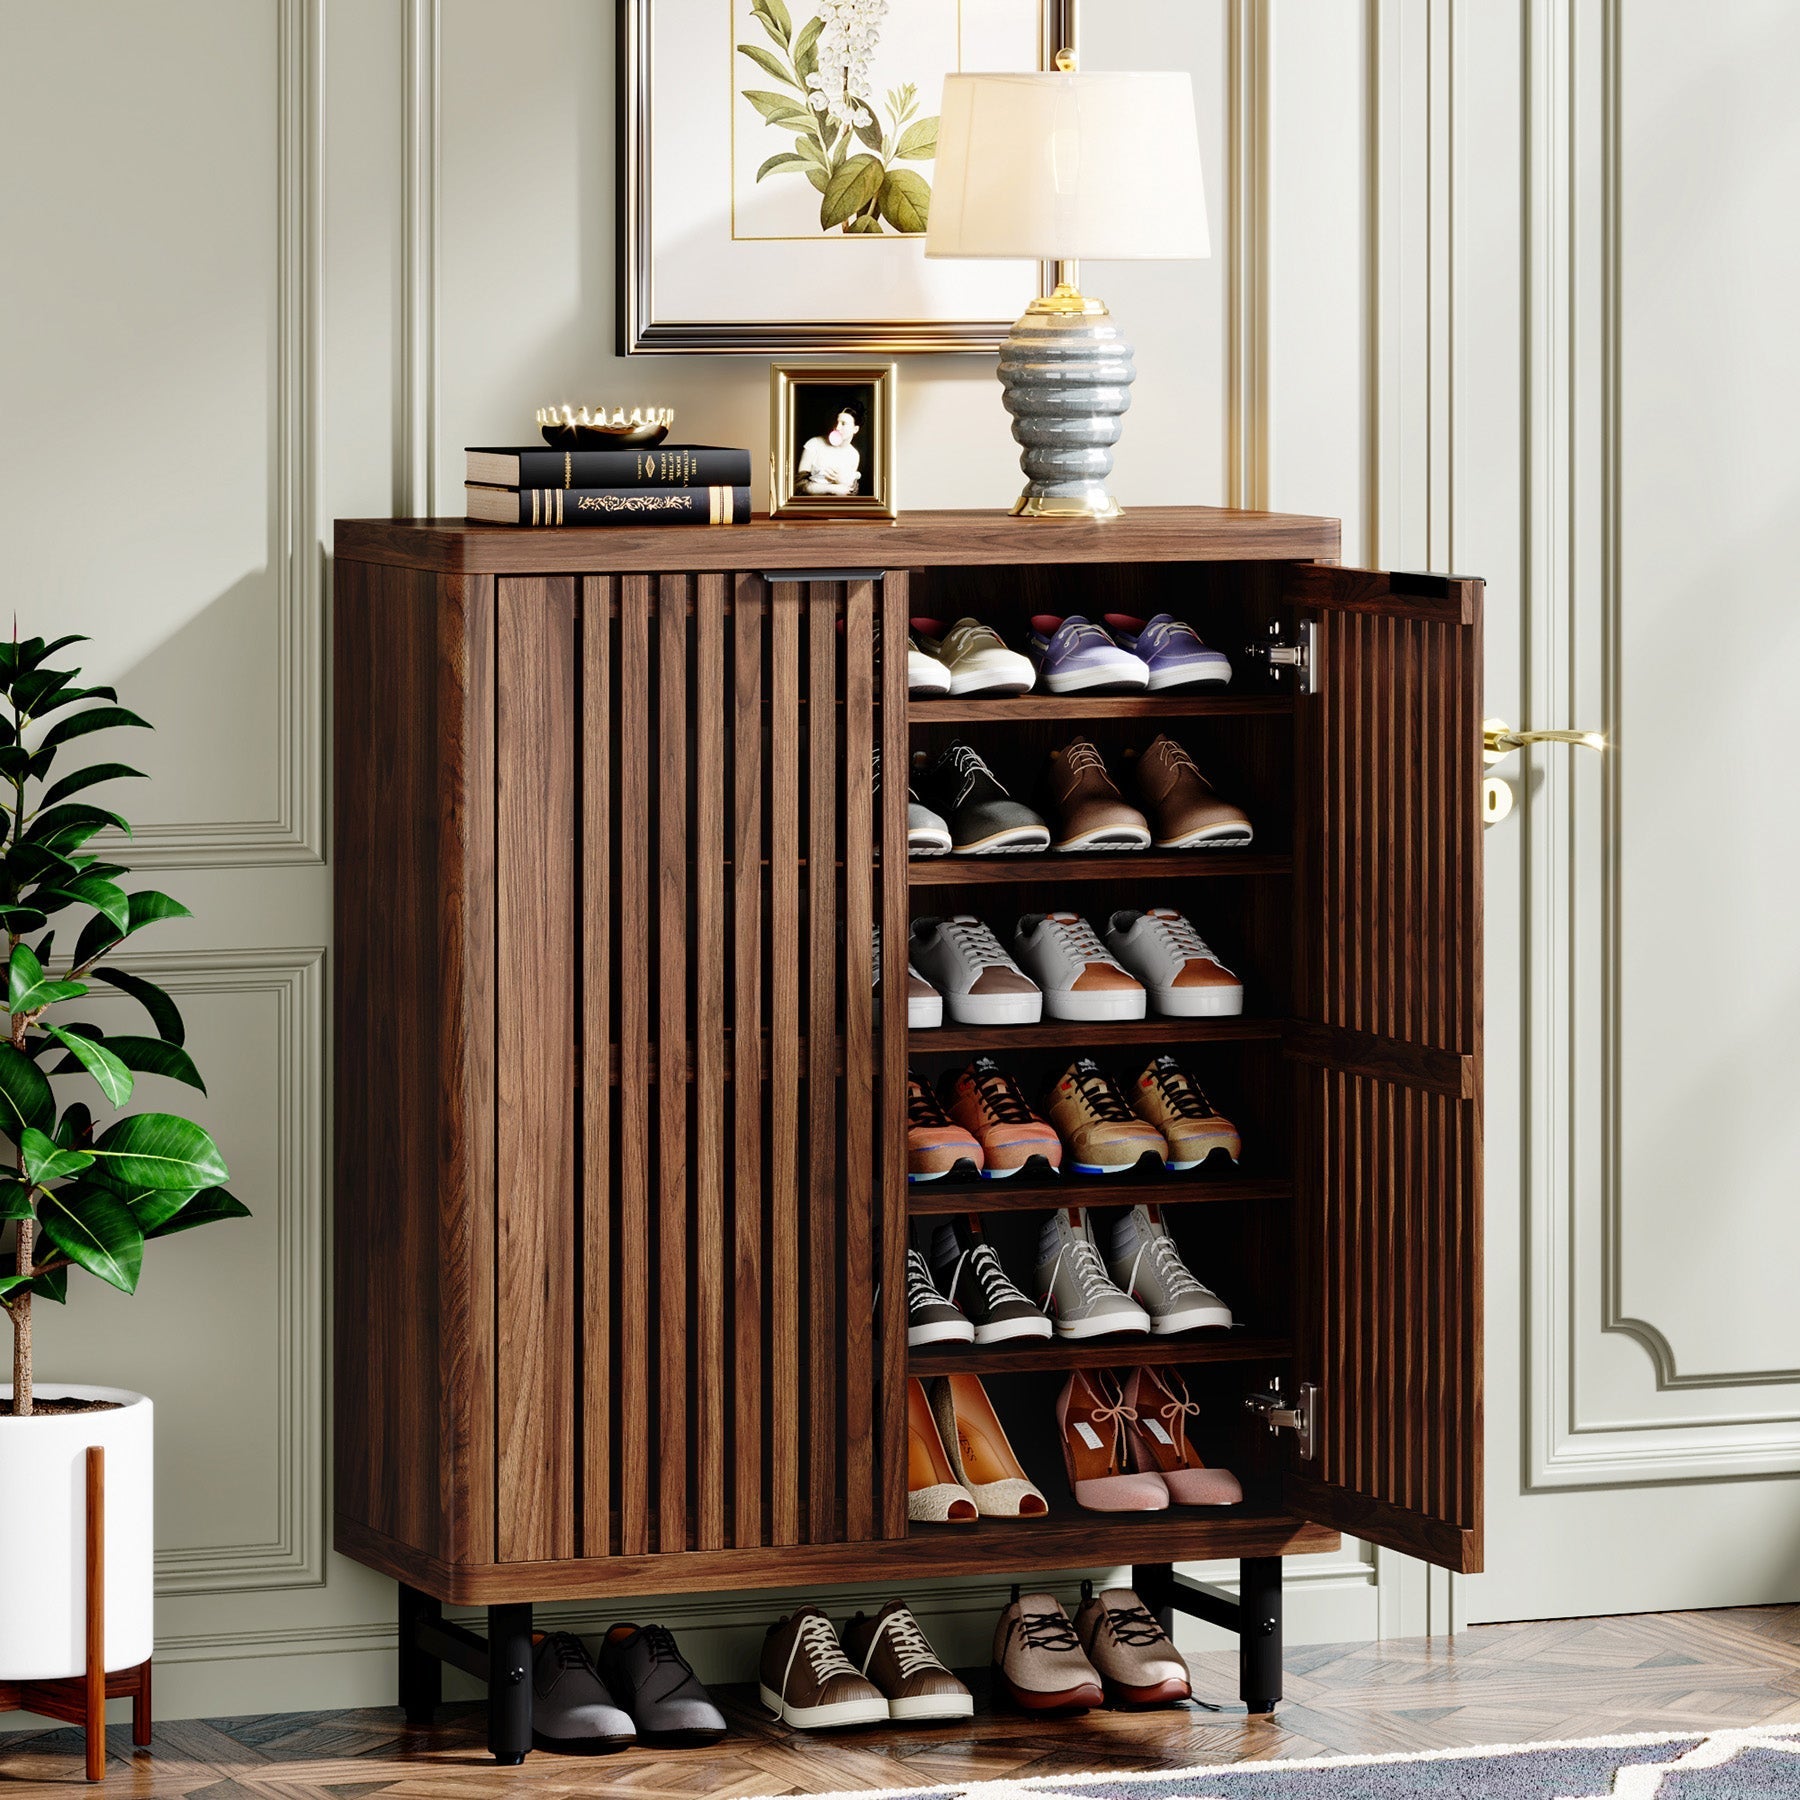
{"left": 1073, "top": 1583, "right": 1193, "bottom": 1706}
{"left": 1044, "top": 736, "right": 1151, "bottom": 853}
{"left": 841, "top": 1600, "right": 974, "bottom": 1721}
{"left": 1131, "top": 735, "right": 1254, "bottom": 849}
{"left": 759, "top": 1606, "right": 890, "bottom": 1730}
{"left": 992, "top": 1591, "right": 1104, "bottom": 1711}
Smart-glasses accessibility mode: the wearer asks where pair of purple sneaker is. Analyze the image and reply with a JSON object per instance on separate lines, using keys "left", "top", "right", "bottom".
{"left": 1027, "top": 613, "right": 1233, "bottom": 694}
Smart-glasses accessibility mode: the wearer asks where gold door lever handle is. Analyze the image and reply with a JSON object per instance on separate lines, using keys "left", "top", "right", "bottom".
{"left": 1482, "top": 718, "right": 1606, "bottom": 766}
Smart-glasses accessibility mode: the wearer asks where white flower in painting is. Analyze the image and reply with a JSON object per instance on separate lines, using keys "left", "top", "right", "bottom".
{"left": 805, "top": 0, "right": 888, "bottom": 129}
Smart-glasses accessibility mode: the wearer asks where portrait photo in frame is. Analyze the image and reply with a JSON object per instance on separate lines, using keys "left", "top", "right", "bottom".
{"left": 619, "top": 0, "right": 1072, "bottom": 354}
{"left": 770, "top": 363, "right": 898, "bottom": 519}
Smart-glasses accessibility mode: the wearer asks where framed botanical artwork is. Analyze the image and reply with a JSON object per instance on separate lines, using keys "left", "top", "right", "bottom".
{"left": 769, "top": 362, "right": 898, "bottom": 519}
{"left": 619, "top": 0, "right": 1070, "bottom": 355}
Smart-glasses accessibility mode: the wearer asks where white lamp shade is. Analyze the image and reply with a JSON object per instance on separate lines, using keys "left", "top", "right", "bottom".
{"left": 927, "top": 71, "right": 1210, "bottom": 262}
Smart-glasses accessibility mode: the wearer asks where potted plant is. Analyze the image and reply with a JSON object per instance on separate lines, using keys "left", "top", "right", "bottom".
{"left": 0, "top": 632, "right": 244, "bottom": 1683}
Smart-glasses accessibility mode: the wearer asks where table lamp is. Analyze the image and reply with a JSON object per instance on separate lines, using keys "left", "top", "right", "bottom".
{"left": 927, "top": 54, "right": 1211, "bottom": 519}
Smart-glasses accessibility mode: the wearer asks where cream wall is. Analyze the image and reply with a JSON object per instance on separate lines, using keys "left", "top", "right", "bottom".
{"left": 0, "top": 0, "right": 1416, "bottom": 1721}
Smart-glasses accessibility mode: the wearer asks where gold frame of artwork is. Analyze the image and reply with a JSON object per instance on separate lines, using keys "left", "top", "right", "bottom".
{"left": 770, "top": 362, "right": 900, "bottom": 520}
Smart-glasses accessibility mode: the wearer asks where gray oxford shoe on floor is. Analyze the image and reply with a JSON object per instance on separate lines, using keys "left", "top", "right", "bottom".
{"left": 531, "top": 1630, "right": 636, "bottom": 1753}
{"left": 599, "top": 1622, "right": 729, "bottom": 1746}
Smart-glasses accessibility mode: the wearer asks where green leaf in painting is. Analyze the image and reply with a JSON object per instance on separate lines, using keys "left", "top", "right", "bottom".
{"left": 806, "top": 165, "right": 828, "bottom": 193}
{"left": 38, "top": 1185, "right": 144, "bottom": 1294}
{"left": 847, "top": 213, "right": 885, "bottom": 233}
{"left": 855, "top": 112, "right": 885, "bottom": 154}
{"left": 760, "top": 0, "right": 792, "bottom": 39}
{"left": 737, "top": 43, "right": 798, "bottom": 89}
{"left": 878, "top": 167, "right": 932, "bottom": 234}
{"left": 20, "top": 1125, "right": 94, "bottom": 1186}
{"left": 895, "top": 116, "right": 938, "bottom": 160}
{"left": 757, "top": 152, "right": 810, "bottom": 182}
{"left": 793, "top": 133, "right": 828, "bottom": 170}
{"left": 43, "top": 1025, "right": 133, "bottom": 1107}
{"left": 741, "top": 88, "right": 812, "bottom": 129}
{"left": 38, "top": 763, "right": 145, "bottom": 810}
{"left": 93, "top": 966, "right": 186, "bottom": 1045}
{"left": 792, "top": 14, "right": 824, "bottom": 81}
{"left": 91, "top": 1111, "right": 228, "bottom": 1191}
{"left": 37, "top": 706, "right": 152, "bottom": 750}
{"left": 821, "top": 153, "right": 884, "bottom": 229}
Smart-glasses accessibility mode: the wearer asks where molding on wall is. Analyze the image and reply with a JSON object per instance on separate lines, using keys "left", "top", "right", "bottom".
{"left": 124, "top": 0, "right": 325, "bottom": 871}
{"left": 102, "top": 947, "right": 329, "bottom": 1593}
{"left": 1225, "top": 0, "right": 1270, "bottom": 512}
{"left": 402, "top": 0, "right": 441, "bottom": 519}
{"left": 1524, "top": 0, "right": 1800, "bottom": 1489}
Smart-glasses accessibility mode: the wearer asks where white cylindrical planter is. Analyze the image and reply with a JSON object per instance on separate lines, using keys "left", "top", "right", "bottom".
{"left": 0, "top": 1386, "right": 153, "bottom": 1680}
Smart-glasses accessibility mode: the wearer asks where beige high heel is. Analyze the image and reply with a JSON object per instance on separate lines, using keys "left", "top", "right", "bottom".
{"left": 908, "top": 1378, "right": 977, "bottom": 1523}
{"left": 928, "top": 1374, "right": 1049, "bottom": 1518}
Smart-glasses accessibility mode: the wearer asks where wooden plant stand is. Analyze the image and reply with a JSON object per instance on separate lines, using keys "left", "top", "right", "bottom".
{"left": 0, "top": 1447, "right": 153, "bottom": 1782}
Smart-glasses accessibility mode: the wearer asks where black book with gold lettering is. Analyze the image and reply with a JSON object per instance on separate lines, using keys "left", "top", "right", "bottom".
{"left": 466, "top": 445, "right": 752, "bottom": 489}
{"left": 465, "top": 484, "right": 752, "bottom": 527}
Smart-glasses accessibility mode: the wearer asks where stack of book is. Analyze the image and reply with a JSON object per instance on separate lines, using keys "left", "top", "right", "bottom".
{"left": 464, "top": 444, "right": 753, "bottom": 528}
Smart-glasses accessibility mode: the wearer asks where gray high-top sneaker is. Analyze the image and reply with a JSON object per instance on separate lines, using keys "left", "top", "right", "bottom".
{"left": 1033, "top": 1208, "right": 1150, "bottom": 1339}
{"left": 597, "top": 1622, "right": 727, "bottom": 1746}
{"left": 930, "top": 1218, "right": 1052, "bottom": 1344}
{"left": 1106, "top": 1204, "right": 1232, "bottom": 1333}
{"left": 531, "top": 1630, "right": 636, "bottom": 1752}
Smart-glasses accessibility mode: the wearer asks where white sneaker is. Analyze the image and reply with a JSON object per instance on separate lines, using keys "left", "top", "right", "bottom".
{"left": 1034, "top": 1209, "right": 1151, "bottom": 1339}
{"left": 1105, "top": 908, "right": 1244, "bottom": 1017}
{"left": 1012, "top": 912, "right": 1146, "bottom": 1022}
{"left": 910, "top": 916, "right": 1043, "bottom": 1025}
{"left": 928, "top": 617, "right": 1036, "bottom": 697}
{"left": 1106, "top": 1204, "right": 1233, "bottom": 1333}
{"left": 909, "top": 631, "right": 953, "bottom": 696}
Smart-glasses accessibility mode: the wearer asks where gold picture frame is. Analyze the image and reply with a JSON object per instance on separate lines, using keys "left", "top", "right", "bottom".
{"left": 770, "top": 363, "right": 899, "bottom": 521}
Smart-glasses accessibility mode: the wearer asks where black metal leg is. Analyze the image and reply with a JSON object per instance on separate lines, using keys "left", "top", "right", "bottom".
{"left": 1238, "top": 1556, "right": 1282, "bottom": 1715}
{"left": 1131, "top": 1562, "right": 1177, "bottom": 1640}
{"left": 486, "top": 1602, "right": 534, "bottom": 1765}
{"left": 397, "top": 1584, "right": 442, "bottom": 1726}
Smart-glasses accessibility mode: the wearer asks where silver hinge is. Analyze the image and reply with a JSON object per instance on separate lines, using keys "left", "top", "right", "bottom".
{"left": 1244, "top": 1377, "right": 1318, "bottom": 1462}
{"left": 1242, "top": 618, "right": 1317, "bottom": 696}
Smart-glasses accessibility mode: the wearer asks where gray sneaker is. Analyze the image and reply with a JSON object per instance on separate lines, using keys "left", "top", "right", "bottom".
{"left": 597, "top": 1622, "right": 727, "bottom": 1746}
{"left": 930, "top": 1220, "right": 1052, "bottom": 1344}
{"left": 1034, "top": 1208, "right": 1150, "bottom": 1339}
{"left": 1106, "top": 1204, "right": 1232, "bottom": 1333}
{"left": 907, "top": 1246, "right": 974, "bottom": 1346}
{"left": 531, "top": 1631, "right": 636, "bottom": 1752}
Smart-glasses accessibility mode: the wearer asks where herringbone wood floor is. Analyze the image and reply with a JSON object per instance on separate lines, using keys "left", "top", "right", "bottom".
{"left": 4, "top": 1606, "right": 1799, "bottom": 1797}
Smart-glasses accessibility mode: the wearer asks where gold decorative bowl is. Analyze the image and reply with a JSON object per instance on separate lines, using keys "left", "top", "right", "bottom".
{"left": 537, "top": 405, "right": 675, "bottom": 449}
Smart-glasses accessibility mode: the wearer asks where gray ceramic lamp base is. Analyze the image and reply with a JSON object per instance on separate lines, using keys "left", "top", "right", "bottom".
{"left": 997, "top": 298, "right": 1136, "bottom": 519}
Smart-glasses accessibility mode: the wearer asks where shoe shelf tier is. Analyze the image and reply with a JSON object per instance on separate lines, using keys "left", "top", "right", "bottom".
{"left": 907, "top": 851, "right": 1292, "bottom": 887}
{"left": 909, "top": 1015, "right": 1285, "bottom": 1055}
{"left": 908, "top": 1332, "right": 1292, "bottom": 1378}
{"left": 905, "top": 1173, "right": 1293, "bottom": 1214}
{"left": 910, "top": 692, "right": 1295, "bottom": 724}
{"left": 900, "top": 1503, "right": 1338, "bottom": 1568}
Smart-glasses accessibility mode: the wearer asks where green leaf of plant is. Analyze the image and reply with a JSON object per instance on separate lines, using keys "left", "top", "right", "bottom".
{"left": 118, "top": 1184, "right": 195, "bottom": 1233}
{"left": 26, "top": 801, "right": 131, "bottom": 849}
{"left": 757, "top": 151, "right": 811, "bottom": 182}
{"left": 39, "top": 762, "right": 144, "bottom": 810}
{"left": 10, "top": 634, "right": 87, "bottom": 675}
{"left": 0, "top": 905, "right": 47, "bottom": 934}
{"left": 855, "top": 112, "right": 885, "bottom": 154}
{"left": 742, "top": 88, "right": 811, "bottom": 128}
{"left": 737, "top": 43, "right": 798, "bottom": 88}
{"left": 91, "top": 1111, "right": 227, "bottom": 1190}
{"left": 0, "top": 1180, "right": 35, "bottom": 1222}
{"left": 67, "top": 1033, "right": 203, "bottom": 1094}
{"left": 55, "top": 1102, "right": 93, "bottom": 1150}
{"left": 20, "top": 1124, "right": 95, "bottom": 1185}
{"left": 55, "top": 874, "right": 129, "bottom": 933}
{"left": 71, "top": 886, "right": 191, "bottom": 971}
{"left": 38, "top": 1185, "right": 144, "bottom": 1294}
{"left": 8, "top": 944, "right": 88, "bottom": 1014}
{"left": 878, "top": 166, "right": 932, "bottom": 234}
{"left": 0, "top": 1044, "right": 57, "bottom": 1141}
{"left": 93, "top": 966, "right": 185, "bottom": 1045}
{"left": 895, "top": 116, "right": 938, "bottom": 160}
{"left": 37, "top": 706, "right": 151, "bottom": 750}
{"left": 18, "top": 677, "right": 117, "bottom": 717}
{"left": 138, "top": 1184, "right": 249, "bottom": 1240}
{"left": 43, "top": 1026, "right": 133, "bottom": 1107}
{"left": 822, "top": 153, "right": 885, "bottom": 229}
{"left": 30, "top": 1264, "right": 68, "bottom": 1303}
{"left": 792, "top": 13, "right": 823, "bottom": 81}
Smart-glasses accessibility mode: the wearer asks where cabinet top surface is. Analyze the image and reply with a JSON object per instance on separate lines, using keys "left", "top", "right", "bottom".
{"left": 334, "top": 506, "right": 1341, "bottom": 575}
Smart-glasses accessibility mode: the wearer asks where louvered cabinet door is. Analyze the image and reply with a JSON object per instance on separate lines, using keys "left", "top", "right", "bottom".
{"left": 1284, "top": 566, "right": 1485, "bottom": 1575}
{"left": 490, "top": 570, "right": 901, "bottom": 1566}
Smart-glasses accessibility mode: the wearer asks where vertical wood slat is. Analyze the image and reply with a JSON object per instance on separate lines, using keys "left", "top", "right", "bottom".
{"left": 807, "top": 585, "right": 840, "bottom": 1541}
{"left": 579, "top": 576, "right": 613, "bottom": 1557}
{"left": 658, "top": 574, "right": 691, "bottom": 1554}
{"left": 878, "top": 572, "right": 911, "bottom": 1539}
{"left": 840, "top": 581, "right": 876, "bottom": 1542}
{"left": 694, "top": 574, "right": 729, "bottom": 1552}
{"left": 768, "top": 583, "right": 804, "bottom": 1546}
{"left": 617, "top": 576, "right": 654, "bottom": 1555}
{"left": 495, "top": 577, "right": 576, "bottom": 1563}
{"left": 732, "top": 575, "right": 765, "bottom": 1549}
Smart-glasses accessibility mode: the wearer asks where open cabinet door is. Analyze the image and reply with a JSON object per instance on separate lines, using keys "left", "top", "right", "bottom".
{"left": 1282, "top": 566, "right": 1485, "bottom": 1574}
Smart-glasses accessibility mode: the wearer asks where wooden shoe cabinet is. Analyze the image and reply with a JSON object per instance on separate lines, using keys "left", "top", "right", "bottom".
{"left": 332, "top": 509, "right": 1483, "bottom": 1763}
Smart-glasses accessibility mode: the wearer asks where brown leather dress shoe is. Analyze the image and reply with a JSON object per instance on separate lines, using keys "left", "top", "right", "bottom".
{"left": 1044, "top": 737, "right": 1151, "bottom": 852}
{"left": 1131, "top": 735, "right": 1254, "bottom": 848}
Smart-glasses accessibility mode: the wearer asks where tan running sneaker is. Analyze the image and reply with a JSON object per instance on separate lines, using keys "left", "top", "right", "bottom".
{"left": 1131, "top": 1055, "right": 1242, "bottom": 1168}
{"left": 759, "top": 1606, "right": 890, "bottom": 1729}
{"left": 1044, "top": 1059, "right": 1168, "bottom": 1176}
{"left": 1073, "top": 1583, "right": 1193, "bottom": 1706}
{"left": 991, "top": 1591, "right": 1104, "bottom": 1712}
{"left": 1043, "top": 737, "right": 1151, "bottom": 853}
{"left": 841, "top": 1600, "right": 974, "bottom": 1721}
{"left": 1130, "top": 734, "right": 1254, "bottom": 849}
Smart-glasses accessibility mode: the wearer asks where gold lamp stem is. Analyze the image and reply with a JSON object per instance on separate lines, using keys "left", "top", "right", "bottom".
{"left": 1051, "top": 2, "right": 1079, "bottom": 296}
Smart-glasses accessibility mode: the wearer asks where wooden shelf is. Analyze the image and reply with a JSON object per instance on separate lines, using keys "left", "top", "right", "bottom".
{"left": 900, "top": 1503, "right": 1337, "bottom": 1569}
{"left": 909, "top": 1331, "right": 1291, "bottom": 1377}
{"left": 909, "top": 693, "right": 1294, "bottom": 723}
{"left": 909, "top": 851, "right": 1290, "bottom": 887}
{"left": 910, "top": 1016, "right": 1285, "bottom": 1055}
{"left": 907, "top": 1175, "right": 1293, "bottom": 1214}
